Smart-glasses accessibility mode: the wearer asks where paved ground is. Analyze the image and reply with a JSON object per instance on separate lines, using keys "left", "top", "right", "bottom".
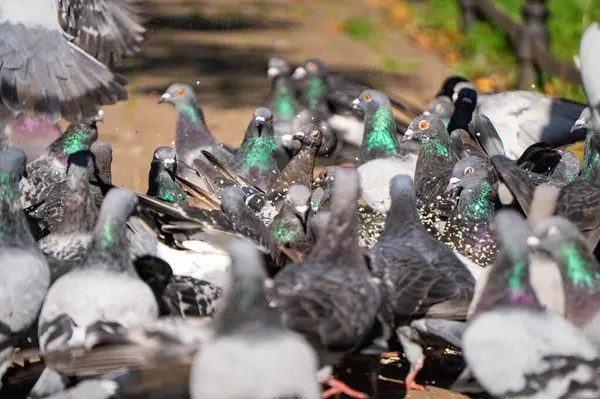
{"left": 96, "top": 1, "right": 473, "bottom": 397}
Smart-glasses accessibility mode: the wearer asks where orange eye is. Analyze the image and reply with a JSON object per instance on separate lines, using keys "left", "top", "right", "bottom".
{"left": 464, "top": 166, "right": 474, "bottom": 176}
{"left": 177, "top": 89, "right": 185, "bottom": 96}
{"left": 268, "top": 116, "right": 274, "bottom": 123}
{"left": 364, "top": 93, "right": 371, "bottom": 101}
{"left": 252, "top": 113, "right": 255, "bottom": 119}
{"left": 419, "top": 120, "right": 429, "bottom": 129}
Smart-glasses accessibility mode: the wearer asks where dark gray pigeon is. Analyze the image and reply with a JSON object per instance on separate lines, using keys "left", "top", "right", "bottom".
{"left": 272, "top": 168, "right": 386, "bottom": 399}
{"left": 0, "top": 148, "right": 50, "bottom": 380}
{"left": 0, "top": 0, "right": 138, "bottom": 122}
{"left": 447, "top": 87, "right": 477, "bottom": 134}
{"left": 21, "top": 110, "right": 102, "bottom": 225}
{"left": 444, "top": 156, "right": 498, "bottom": 266}
{"left": 234, "top": 108, "right": 279, "bottom": 191}
{"left": 38, "top": 188, "right": 159, "bottom": 352}
{"left": 91, "top": 140, "right": 113, "bottom": 185}
{"left": 37, "top": 150, "right": 100, "bottom": 282}
{"left": 367, "top": 174, "right": 475, "bottom": 391}
{"left": 159, "top": 83, "right": 235, "bottom": 167}
{"left": 190, "top": 238, "right": 321, "bottom": 399}
{"left": 147, "top": 146, "right": 187, "bottom": 203}
{"left": 463, "top": 209, "right": 600, "bottom": 399}
{"left": 353, "top": 89, "right": 417, "bottom": 213}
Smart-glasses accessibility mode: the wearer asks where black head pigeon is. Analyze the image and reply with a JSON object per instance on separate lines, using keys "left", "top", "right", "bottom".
{"left": 463, "top": 209, "right": 600, "bottom": 398}
{"left": 234, "top": 108, "right": 279, "bottom": 191}
{"left": 37, "top": 150, "right": 100, "bottom": 282}
{"left": 444, "top": 156, "right": 498, "bottom": 266}
{"left": 38, "top": 188, "right": 159, "bottom": 352}
{"left": 0, "top": 148, "right": 50, "bottom": 373}
{"left": 147, "top": 146, "right": 187, "bottom": 203}
{"left": 21, "top": 111, "right": 102, "bottom": 227}
{"left": 532, "top": 216, "right": 600, "bottom": 349}
{"left": 447, "top": 87, "right": 478, "bottom": 134}
{"left": 272, "top": 167, "right": 386, "bottom": 399}
{"left": 190, "top": 238, "right": 321, "bottom": 399}
{"left": 435, "top": 76, "right": 472, "bottom": 99}
{"left": 158, "top": 83, "right": 235, "bottom": 167}
{"left": 367, "top": 174, "right": 475, "bottom": 391}
{"left": 402, "top": 114, "right": 459, "bottom": 234}
{"left": 353, "top": 89, "right": 417, "bottom": 213}
{"left": 0, "top": 0, "right": 141, "bottom": 123}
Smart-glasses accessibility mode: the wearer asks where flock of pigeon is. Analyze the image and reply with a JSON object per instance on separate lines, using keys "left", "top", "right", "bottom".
{"left": 3, "top": 1, "right": 600, "bottom": 398}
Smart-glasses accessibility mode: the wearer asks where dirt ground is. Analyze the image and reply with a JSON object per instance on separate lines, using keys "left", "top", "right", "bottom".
{"left": 97, "top": 1, "right": 471, "bottom": 397}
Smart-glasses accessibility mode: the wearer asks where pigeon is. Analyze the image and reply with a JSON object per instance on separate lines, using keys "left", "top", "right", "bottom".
{"left": 447, "top": 87, "right": 478, "bottom": 134}
{"left": 579, "top": 23, "right": 600, "bottom": 132}
{"left": 352, "top": 89, "right": 417, "bottom": 213}
{"left": 268, "top": 184, "right": 312, "bottom": 255}
{"left": 269, "top": 123, "right": 322, "bottom": 197}
{"left": 37, "top": 150, "right": 100, "bottom": 282}
{"left": 434, "top": 75, "right": 473, "bottom": 99}
{"left": 21, "top": 111, "right": 102, "bottom": 224}
{"left": 38, "top": 188, "right": 159, "bottom": 352}
{"left": 234, "top": 108, "right": 279, "bottom": 191}
{"left": 401, "top": 114, "right": 459, "bottom": 234}
{"left": 516, "top": 142, "right": 563, "bottom": 175}
{"left": 444, "top": 156, "right": 498, "bottom": 266}
{"left": 190, "top": 238, "right": 322, "bottom": 399}
{"left": 0, "top": 148, "right": 50, "bottom": 379}
{"left": 580, "top": 127, "right": 600, "bottom": 182}
{"left": 158, "top": 83, "right": 235, "bottom": 167}
{"left": 272, "top": 168, "right": 386, "bottom": 399}
{"left": 91, "top": 140, "right": 113, "bottom": 185}
{"left": 147, "top": 146, "right": 187, "bottom": 203}
{"left": 0, "top": 0, "right": 139, "bottom": 123}
{"left": 463, "top": 209, "right": 600, "bottom": 399}
{"left": 367, "top": 174, "right": 475, "bottom": 391}
{"left": 532, "top": 216, "right": 600, "bottom": 349}
{"left": 424, "top": 97, "right": 454, "bottom": 127}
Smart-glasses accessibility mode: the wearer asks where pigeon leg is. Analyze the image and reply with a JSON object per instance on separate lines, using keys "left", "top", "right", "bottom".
{"left": 380, "top": 351, "right": 399, "bottom": 358}
{"left": 322, "top": 378, "right": 369, "bottom": 399}
{"left": 396, "top": 325, "right": 426, "bottom": 391}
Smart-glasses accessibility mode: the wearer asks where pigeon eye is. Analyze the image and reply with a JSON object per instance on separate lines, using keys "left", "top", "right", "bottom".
{"left": 593, "top": 131, "right": 597, "bottom": 137}
{"left": 268, "top": 116, "right": 274, "bottom": 123}
{"left": 177, "top": 89, "right": 185, "bottom": 96}
{"left": 464, "top": 167, "right": 474, "bottom": 176}
{"left": 311, "top": 130, "right": 320, "bottom": 138}
{"left": 322, "top": 171, "right": 329, "bottom": 179}
{"left": 419, "top": 120, "right": 429, "bottom": 130}
{"left": 364, "top": 93, "right": 371, "bottom": 101}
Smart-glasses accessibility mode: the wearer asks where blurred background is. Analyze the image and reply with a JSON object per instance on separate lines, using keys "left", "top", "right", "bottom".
{"left": 101, "top": 0, "right": 596, "bottom": 191}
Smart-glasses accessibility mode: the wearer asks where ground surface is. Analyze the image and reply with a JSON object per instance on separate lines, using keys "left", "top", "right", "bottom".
{"left": 97, "top": 1, "right": 475, "bottom": 397}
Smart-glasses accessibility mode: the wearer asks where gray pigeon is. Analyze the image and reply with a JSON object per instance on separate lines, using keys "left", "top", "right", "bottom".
{"left": 0, "top": 148, "right": 50, "bottom": 379}
{"left": 147, "top": 146, "right": 187, "bottom": 203}
{"left": 0, "top": 0, "right": 140, "bottom": 122}
{"left": 272, "top": 167, "right": 386, "bottom": 398}
{"left": 268, "top": 184, "right": 312, "bottom": 255}
{"left": 190, "top": 238, "right": 321, "bottom": 399}
{"left": 38, "top": 188, "right": 158, "bottom": 352}
{"left": 91, "top": 140, "right": 113, "bottom": 185}
{"left": 367, "top": 174, "right": 475, "bottom": 391}
{"left": 37, "top": 150, "right": 100, "bottom": 282}
{"left": 159, "top": 83, "right": 235, "bottom": 167}
{"left": 353, "top": 89, "right": 417, "bottom": 213}
{"left": 463, "top": 209, "right": 600, "bottom": 399}
{"left": 580, "top": 23, "right": 600, "bottom": 131}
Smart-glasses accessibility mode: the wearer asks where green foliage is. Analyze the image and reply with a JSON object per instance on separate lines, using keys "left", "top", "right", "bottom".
{"left": 342, "top": 16, "right": 376, "bottom": 42}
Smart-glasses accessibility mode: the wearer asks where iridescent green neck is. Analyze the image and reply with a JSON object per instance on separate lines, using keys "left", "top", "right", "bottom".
{"left": 273, "top": 83, "right": 296, "bottom": 120}
{"left": 306, "top": 77, "right": 327, "bottom": 111}
{"left": 62, "top": 131, "right": 89, "bottom": 155}
{"left": 581, "top": 140, "right": 600, "bottom": 181}
{"left": 363, "top": 107, "right": 399, "bottom": 155}
{"left": 270, "top": 218, "right": 298, "bottom": 243}
{"left": 419, "top": 137, "right": 453, "bottom": 161}
{"left": 181, "top": 103, "right": 202, "bottom": 124}
{"left": 237, "top": 136, "right": 277, "bottom": 171}
{"left": 100, "top": 222, "right": 114, "bottom": 248}
{"left": 558, "top": 243, "right": 600, "bottom": 290}
{"left": 459, "top": 181, "right": 495, "bottom": 222}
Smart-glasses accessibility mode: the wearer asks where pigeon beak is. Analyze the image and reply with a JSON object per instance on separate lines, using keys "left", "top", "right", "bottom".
{"left": 294, "top": 204, "right": 309, "bottom": 224}
{"left": 351, "top": 98, "right": 361, "bottom": 110}
{"left": 463, "top": 97, "right": 473, "bottom": 105}
{"left": 292, "top": 131, "right": 305, "bottom": 141}
{"left": 422, "top": 110, "right": 431, "bottom": 116}
{"left": 95, "top": 109, "right": 104, "bottom": 123}
{"left": 254, "top": 116, "right": 266, "bottom": 135}
{"left": 446, "top": 177, "right": 461, "bottom": 193}
{"left": 292, "top": 67, "right": 307, "bottom": 80}
{"left": 401, "top": 129, "right": 414, "bottom": 143}
{"left": 158, "top": 93, "right": 171, "bottom": 104}
{"left": 267, "top": 67, "right": 279, "bottom": 78}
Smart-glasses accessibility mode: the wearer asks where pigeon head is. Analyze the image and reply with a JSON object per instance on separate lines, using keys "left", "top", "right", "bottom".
{"left": 533, "top": 216, "right": 587, "bottom": 247}
{"left": 91, "top": 141, "right": 113, "bottom": 184}
{"left": 293, "top": 123, "right": 322, "bottom": 149}
{"left": 292, "top": 58, "right": 326, "bottom": 80}
{"left": 152, "top": 146, "right": 178, "bottom": 174}
{"left": 389, "top": 174, "right": 417, "bottom": 209}
{"left": 581, "top": 128, "right": 600, "bottom": 179}
{"left": 454, "top": 87, "right": 478, "bottom": 110}
{"left": 48, "top": 115, "right": 100, "bottom": 159}
{"left": 312, "top": 166, "right": 339, "bottom": 189}
{"left": 66, "top": 150, "right": 96, "bottom": 188}
{"left": 425, "top": 97, "right": 454, "bottom": 120}
{"left": 248, "top": 108, "right": 274, "bottom": 137}
{"left": 267, "top": 57, "right": 292, "bottom": 78}
{"left": 352, "top": 89, "right": 390, "bottom": 114}
{"left": 447, "top": 156, "right": 495, "bottom": 193}
{"left": 284, "top": 184, "right": 311, "bottom": 222}
{"left": 402, "top": 114, "right": 446, "bottom": 142}
{"left": 436, "top": 75, "right": 471, "bottom": 98}
{"left": 158, "top": 83, "right": 197, "bottom": 107}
